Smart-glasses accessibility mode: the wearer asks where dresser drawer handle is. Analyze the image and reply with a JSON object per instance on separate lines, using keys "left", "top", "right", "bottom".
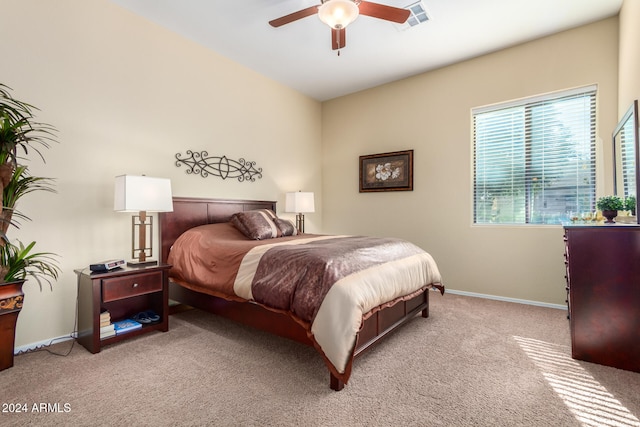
{"left": 132, "top": 283, "right": 139, "bottom": 288}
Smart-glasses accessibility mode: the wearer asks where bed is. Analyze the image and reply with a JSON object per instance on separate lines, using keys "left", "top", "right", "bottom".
{"left": 159, "top": 197, "right": 443, "bottom": 391}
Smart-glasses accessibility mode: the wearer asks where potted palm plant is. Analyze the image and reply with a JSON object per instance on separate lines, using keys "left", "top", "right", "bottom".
{"left": 596, "top": 195, "right": 624, "bottom": 223}
{"left": 0, "top": 84, "right": 60, "bottom": 370}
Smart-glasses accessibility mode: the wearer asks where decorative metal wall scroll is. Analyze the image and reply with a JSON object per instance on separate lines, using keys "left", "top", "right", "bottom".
{"left": 175, "top": 150, "right": 263, "bottom": 182}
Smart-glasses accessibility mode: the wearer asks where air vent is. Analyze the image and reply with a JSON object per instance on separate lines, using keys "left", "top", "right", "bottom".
{"left": 397, "top": 1, "right": 429, "bottom": 30}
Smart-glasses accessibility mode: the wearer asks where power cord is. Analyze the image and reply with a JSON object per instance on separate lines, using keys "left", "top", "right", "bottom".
{"left": 16, "top": 336, "right": 75, "bottom": 357}
{"left": 15, "top": 273, "right": 81, "bottom": 357}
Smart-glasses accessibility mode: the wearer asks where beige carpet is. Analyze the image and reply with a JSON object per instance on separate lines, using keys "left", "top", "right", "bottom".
{"left": 1, "top": 293, "right": 639, "bottom": 426}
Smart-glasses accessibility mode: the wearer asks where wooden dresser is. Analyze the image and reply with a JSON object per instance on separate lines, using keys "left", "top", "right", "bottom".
{"left": 563, "top": 224, "right": 640, "bottom": 373}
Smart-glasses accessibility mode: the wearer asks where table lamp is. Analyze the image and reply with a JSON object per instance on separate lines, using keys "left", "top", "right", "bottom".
{"left": 114, "top": 175, "right": 173, "bottom": 266}
{"left": 285, "top": 191, "right": 315, "bottom": 234}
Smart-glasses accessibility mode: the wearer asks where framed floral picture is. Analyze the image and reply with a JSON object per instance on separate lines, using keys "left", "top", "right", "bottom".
{"left": 359, "top": 150, "right": 413, "bottom": 192}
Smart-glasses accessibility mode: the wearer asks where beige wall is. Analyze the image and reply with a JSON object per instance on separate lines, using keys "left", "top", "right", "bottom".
{"left": 619, "top": 0, "right": 640, "bottom": 111}
{"left": 1, "top": 0, "right": 627, "bottom": 350}
{"left": 322, "top": 18, "right": 619, "bottom": 306}
{"left": 1, "top": 0, "right": 321, "bottom": 347}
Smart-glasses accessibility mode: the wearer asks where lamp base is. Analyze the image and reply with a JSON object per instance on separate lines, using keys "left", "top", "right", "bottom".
{"left": 127, "top": 259, "right": 158, "bottom": 267}
{"left": 295, "top": 213, "right": 305, "bottom": 234}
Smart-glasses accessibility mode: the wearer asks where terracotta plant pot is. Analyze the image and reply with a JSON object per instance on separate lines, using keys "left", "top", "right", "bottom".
{"left": 0, "top": 280, "right": 25, "bottom": 371}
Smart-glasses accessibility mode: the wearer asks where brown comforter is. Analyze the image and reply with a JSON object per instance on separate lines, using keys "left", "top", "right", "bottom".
{"left": 167, "top": 222, "right": 303, "bottom": 299}
{"left": 168, "top": 222, "right": 443, "bottom": 377}
{"left": 250, "top": 235, "right": 427, "bottom": 323}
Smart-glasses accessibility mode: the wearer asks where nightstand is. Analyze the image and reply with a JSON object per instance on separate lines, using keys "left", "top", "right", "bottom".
{"left": 75, "top": 263, "right": 171, "bottom": 353}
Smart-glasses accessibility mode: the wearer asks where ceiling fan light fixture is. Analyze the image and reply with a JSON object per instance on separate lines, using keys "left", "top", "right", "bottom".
{"left": 318, "top": 0, "right": 359, "bottom": 29}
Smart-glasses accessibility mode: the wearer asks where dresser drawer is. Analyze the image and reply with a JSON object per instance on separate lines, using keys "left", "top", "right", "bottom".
{"left": 102, "top": 271, "right": 162, "bottom": 302}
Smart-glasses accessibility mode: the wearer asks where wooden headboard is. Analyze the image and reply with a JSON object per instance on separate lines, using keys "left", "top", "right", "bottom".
{"left": 158, "top": 197, "right": 277, "bottom": 264}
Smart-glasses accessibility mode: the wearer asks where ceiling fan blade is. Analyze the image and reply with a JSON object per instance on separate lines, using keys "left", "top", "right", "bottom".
{"left": 269, "top": 5, "right": 320, "bottom": 27}
{"left": 358, "top": 1, "right": 411, "bottom": 24}
{"left": 331, "top": 28, "right": 346, "bottom": 50}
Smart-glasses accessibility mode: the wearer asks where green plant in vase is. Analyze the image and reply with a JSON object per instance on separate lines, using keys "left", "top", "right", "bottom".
{"left": 596, "top": 195, "right": 624, "bottom": 223}
{"left": 0, "top": 84, "right": 59, "bottom": 282}
{"left": 0, "top": 83, "right": 60, "bottom": 370}
{"left": 1, "top": 165, "right": 59, "bottom": 288}
{"left": 624, "top": 195, "right": 636, "bottom": 216}
{"left": 0, "top": 241, "right": 59, "bottom": 289}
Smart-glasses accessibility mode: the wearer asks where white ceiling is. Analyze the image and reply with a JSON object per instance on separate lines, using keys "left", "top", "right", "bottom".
{"left": 109, "top": 0, "right": 623, "bottom": 101}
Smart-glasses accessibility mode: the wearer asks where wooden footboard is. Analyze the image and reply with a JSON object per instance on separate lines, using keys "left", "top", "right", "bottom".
{"left": 160, "top": 197, "right": 438, "bottom": 391}
{"left": 333, "top": 288, "right": 430, "bottom": 390}
{"left": 169, "top": 280, "right": 430, "bottom": 391}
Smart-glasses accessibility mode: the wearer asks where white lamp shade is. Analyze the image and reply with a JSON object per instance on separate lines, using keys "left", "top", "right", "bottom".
{"left": 114, "top": 175, "right": 174, "bottom": 212}
{"left": 318, "top": 0, "right": 359, "bottom": 29}
{"left": 285, "top": 192, "right": 315, "bottom": 213}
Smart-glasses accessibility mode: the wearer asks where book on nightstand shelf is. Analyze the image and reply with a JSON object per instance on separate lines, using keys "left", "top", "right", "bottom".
{"left": 99, "top": 310, "right": 111, "bottom": 327}
{"left": 113, "top": 319, "right": 142, "bottom": 335}
{"left": 100, "top": 324, "right": 116, "bottom": 340}
{"left": 99, "top": 311, "right": 115, "bottom": 339}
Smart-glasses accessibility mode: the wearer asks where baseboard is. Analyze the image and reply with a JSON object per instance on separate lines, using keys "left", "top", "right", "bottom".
{"left": 14, "top": 333, "right": 76, "bottom": 355}
{"left": 445, "top": 289, "right": 566, "bottom": 310}
{"left": 12, "top": 291, "right": 564, "bottom": 355}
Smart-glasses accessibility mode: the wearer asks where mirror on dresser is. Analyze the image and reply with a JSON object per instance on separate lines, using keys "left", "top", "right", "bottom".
{"left": 612, "top": 99, "right": 639, "bottom": 223}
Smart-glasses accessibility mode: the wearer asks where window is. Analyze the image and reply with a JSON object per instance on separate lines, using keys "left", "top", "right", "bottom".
{"left": 473, "top": 86, "right": 597, "bottom": 225}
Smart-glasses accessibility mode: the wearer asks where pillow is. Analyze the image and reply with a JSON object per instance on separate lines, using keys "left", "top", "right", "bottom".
{"left": 274, "top": 218, "right": 298, "bottom": 237}
{"left": 230, "top": 209, "right": 280, "bottom": 240}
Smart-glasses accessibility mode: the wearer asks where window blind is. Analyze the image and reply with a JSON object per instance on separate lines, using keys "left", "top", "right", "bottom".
{"left": 473, "top": 87, "right": 597, "bottom": 225}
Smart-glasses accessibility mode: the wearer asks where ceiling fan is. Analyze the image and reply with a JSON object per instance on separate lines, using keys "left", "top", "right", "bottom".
{"left": 269, "top": 0, "right": 411, "bottom": 52}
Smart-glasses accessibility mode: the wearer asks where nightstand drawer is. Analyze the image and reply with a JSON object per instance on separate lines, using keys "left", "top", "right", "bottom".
{"left": 102, "top": 271, "right": 162, "bottom": 302}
